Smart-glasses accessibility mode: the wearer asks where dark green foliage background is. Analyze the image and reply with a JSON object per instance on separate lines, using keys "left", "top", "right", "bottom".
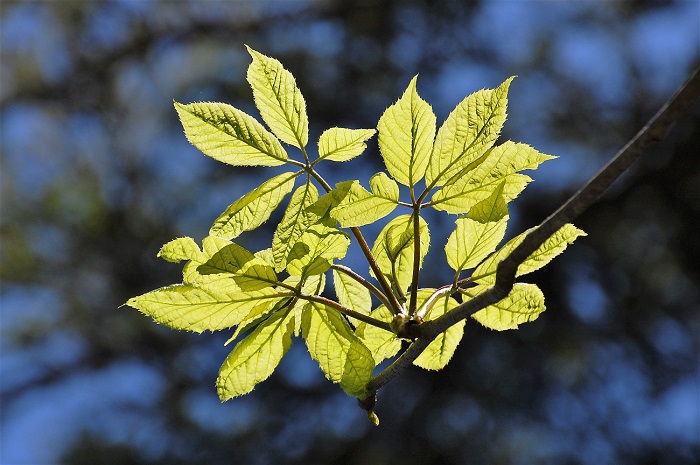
{"left": 1, "top": 1, "right": 698, "bottom": 464}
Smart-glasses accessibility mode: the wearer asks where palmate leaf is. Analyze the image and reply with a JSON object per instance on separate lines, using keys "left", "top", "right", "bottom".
{"left": 377, "top": 76, "right": 436, "bottom": 187}
{"left": 210, "top": 171, "right": 297, "bottom": 239}
{"left": 330, "top": 173, "right": 399, "bottom": 227}
{"left": 318, "top": 127, "right": 376, "bottom": 162}
{"left": 426, "top": 77, "right": 513, "bottom": 188}
{"left": 471, "top": 223, "right": 587, "bottom": 284}
{"left": 286, "top": 224, "right": 350, "bottom": 277}
{"left": 413, "top": 289, "right": 465, "bottom": 370}
{"left": 431, "top": 142, "right": 555, "bottom": 214}
{"left": 354, "top": 306, "right": 401, "bottom": 364}
{"left": 467, "top": 283, "right": 546, "bottom": 330}
{"left": 174, "top": 101, "right": 288, "bottom": 167}
{"left": 371, "top": 214, "right": 430, "bottom": 292}
{"left": 217, "top": 307, "right": 295, "bottom": 400}
{"left": 125, "top": 284, "right": 285, "bottom": 333}
{"left": 445, "top": 183, "right": 509, "bottom": 274}
{"left": 246, "top": 46, "right": 308, "bottom": 148}
{"left": 302, "top": 301, "right": 374, "bottom": 398}
{"left": 272, "top": 182, "right": 319, "bottom": 272}
{"left": 197, "top": 242, "right": 278, "bottom": 291}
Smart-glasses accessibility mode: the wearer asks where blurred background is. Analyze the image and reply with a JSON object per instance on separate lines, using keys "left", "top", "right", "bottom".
{"left": 1, "top": 1, "right": 699, "bottom": 464}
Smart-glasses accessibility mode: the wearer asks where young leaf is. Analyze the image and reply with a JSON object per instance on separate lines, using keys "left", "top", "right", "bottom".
{"left": 471, "top": 223, "right": 587, "bottom": 284}
{"left": 431, "top": 142, "right": 555, "bottom": 214}
{"left": 182, "top": 236, "right": 236, "bottom": 287}
{"left": 318, "top": 127, "right": 376, "bottom": 162}
{"left": 174, "top": 101, "right": 288, "bottom": 167}
{"left": 125, "top": 284, "right": 285, "bottom": 333}
{"left": 332, "top": 268, "right": 372, "bottom": 327}
{"left": 210, "top": 171, "right": 297, "bottom": 239}
{"left": 354, "top": 306, "right": 401, "bottom": 364}
{"left": 217, "top": 307, "right": 295, "bottom": 400}
{"left": 302, "top": 301, "right": 374, "bottom": 398}
{"left": 426, "top": 77, "right": 514, "bottom": 188}
{"left": 272, "top": 182, "right": 319, "bottom": 272}
{"left": 286, "top": 224, "right": 351, "bottom": 276}
{"left": 330, "top": 173, "right": 399, "bottom": 227}
{"left": 468, "top": 283, "right": 546, "bottom": 330}
{"left": 413, "top": 290, "right": 465, "bottom": 370}
{"left": 445, "top": 184, "right": 509, "bottom": 274}
{"left": 371, "top": 214, "right": 430, "bottom": 292}
{"left": 197, "top": 242, "right": 278, "bottom": 291}
{"left": 377, "top": 76, "right": 436, "bottom": 187}
{"left": 158, "top": 237, "right": 200, "bottom": 263}
{"left": 246, "top": 46, "right": 308, "bottom": 148}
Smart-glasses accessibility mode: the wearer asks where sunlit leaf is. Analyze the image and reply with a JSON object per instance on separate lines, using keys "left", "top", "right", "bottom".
{"left": 377, "top": 76, "right": 436, "bottom": 187}
{"left": 471, "top": 223, "right": 587, "bottom": 284}
{"left": 330, "top": 173, "right": 399, "bottom": 227}
{"left": 318, "top": 127, "right": 376, "bottom": 162}
{"left": 468, "top": 283, "right": 546, "bottom": 330}
{"left": 333, "top": 268, "right": 372, "bottom": 327}
{"left": 272, "top": 182, "right": 319, "bottom": 271}
{"left": 302, "top": 301, "right": 374, "bottom": 397}
{"left": 371, "top": 214, "right": 430, "bottom": 292}
{"left": 197, "top": 242, "right": 278, "bottom": 291}
{"left": 246, "top": 46, "right": 308, "bottom": 148}
{"left": 174, "top": 101, "right": 288, "bottom": 166}
{"left": 217, "top": 308, "right": 294, "bottom": 400}
{"left": 355, "top": 306, "right": 401, "bottom": 364}
{"left": 412, "top": 289, "right": 464, "bottom": 370}
{"left": 426, "top": 77, "right": 514, "bottom": 188}
{"left": 210, "top": 171, "right": 297, "bottom": 239}
{"left": 286, "top": 224, "right": 350, "bottom": 276}
{"left": 158, "top": 237, "right": 200, "bottom": 263}
{"left": 431, "top": 142, "right": 555, "bottom": 214}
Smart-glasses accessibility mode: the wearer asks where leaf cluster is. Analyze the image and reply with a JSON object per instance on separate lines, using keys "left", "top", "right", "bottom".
{"left": 126, "top": 47, "right": 585, "bottom": 424}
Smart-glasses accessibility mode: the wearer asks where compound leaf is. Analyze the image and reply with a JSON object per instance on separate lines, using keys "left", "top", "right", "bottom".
{"left": 210, "top": 171, "right": 297, "bottom": 239}
{"left": 302, "top": 301, "right": 374, "bottom": 398}
{"left": 318, "top": 127, "right": 376, "bottom": 162}
{"left": 158, "top": 237, "right": 200, "bottom": 263}
{"left": 377, "top": 76, "right": 436, "bottom": 187}
{"left": 332, "top": 268, "right": 372, "bottom": 327}
{"left": 330, "top": 173, "right": 399, "bottom": 227}
{"left": 174, "top": 101, "right": 288, "bottom": 167}
{"left": 426, "top": 77, "right": 513, "bottom": 188}
{"left": 197, "top": 242, "right": 278, "bottom": 291}
{"left": 413, "top": 289, "right": 465, "bottom": 370}
{"left": 286, "top": 224, "right": 350, "bottom": 277}
{"left": 246, "top": 46, "right": 308, "bottom": 148}
{"left": 469, "top": 283, "right": 546, "bottom": 330}
{"left": 217, "top": 307, "right": 294, "bottom": 400}
{"left": 355, "top": 306, "right": 401, "bottom": 364}
{"left": 272, "top": 182, "right": 319, "bottom": 271}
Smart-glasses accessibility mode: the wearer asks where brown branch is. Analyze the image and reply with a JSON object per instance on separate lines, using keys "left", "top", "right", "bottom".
{"left": 366, "top": 66, "right": 700, "bottom": 395}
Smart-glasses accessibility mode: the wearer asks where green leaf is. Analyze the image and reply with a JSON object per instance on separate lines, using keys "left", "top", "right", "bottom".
{"left": 302, "top": 301, "right": 374, "bottom": 397}
{"left": 210, "top": 171, "right": 297, "bottom": 239}
{"left": 377, "top": 76, "right": 436, "bottom": 187}
{"left": 125, "top": 284, "right": 285, "bottom": 333}
{"left": 182, "top": 236, "right": 235, "bottom": 287}
{"left": 332, "top": 268, "right": 372, "bottom": 327}
{"left": 286, "top": 224, "right": 350, "bottom": 276}
{"left": 158, "top": 237, "right": 200, "bottom": 263}
{"left": 426, "top": 77, "right": 514, "bottom": 188}
{"left": 330, "top": 173, "right": 399, "bottom": 227}
{"left": 272, "top": 182, "right": 319, "bottom": 272}
{"left": 197, "top": 242, "right": 278, "bottom": 291}
{"left": 445, "top": 184, "right": 509, "bottom": 273}
{"left": 471, "top": 223, "right": 587, "bottom": 284}
{"left": 354, "top": 306, "right": 401, "bottom": 364}
{"left": 174, "top": 101, "right": 288, "bottom": 167}
{"left": 318, "top": 127, "right": 376, "bottom": 162}
{"left": 371, "top": 214, "right": 430, "bottom": 292}
{"left": 246, "top": 46, "right": 308, "bottom": 148}
{"left": 431, "top": 142, "right": 555, "bottom": 214}
{"left": 227, "top": 297, "right": 292, "bottom": 344}
{"left": 468, "top": 283, "right": 546, "bottom": 330}
{"left": 413, "top": 289, "right": 465, "bottom": 370}
{"left": 217, "top": 308, "right": 294, "bottom": 400}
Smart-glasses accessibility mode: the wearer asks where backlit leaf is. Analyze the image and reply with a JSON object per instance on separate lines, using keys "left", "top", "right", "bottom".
{"left": 197, "top": 242, "right": 278, "bottom": 291}
{"left": 377, "top": 76, "right": 436, "bottom": 187}
{"left": 413, "top": 290, "right": 465, "bottom": 370}
{"left": 210, "top": 171, "right": 297, "bottom": 239}
{"left": 426, "top": 77, "right": 513, "bottom": 188}
{"left": 318, "top": 127, "right": 376, "bottom": 162}
{"left": 217, "top": 308, "right": 294, "bottom": 400}
{"left": 272, "top": 182, "right": 319, "bottom": 271}
{"left": 158, "top": 237, "right": 200, "bottom": 263}
{"left": 246, "top": 46, "right": 308, "bottom": 148}
{"left": 333, "top": 268, "right": 372, "bottom": 327}
{"left": 174, "top": 101, "right": 288, "bottom": 166}
{"left": 286, "top": 224, "right": 350, "bottom": 276}
{"left": 355, "top": 306, "right": 401, "bottom": 364}
{"left": 302, "top": 301, "right": 374, "bottom": 397}
{"left": 330, "top": 173, "right": 399, "bottom": 227}
{"left": 468, "top": 283, "right": 546, "bottom": 330}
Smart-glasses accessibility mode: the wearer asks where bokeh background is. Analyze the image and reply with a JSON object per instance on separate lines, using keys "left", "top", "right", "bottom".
{"left": 1, "top": 1, "right": 699, "bottom": 464}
